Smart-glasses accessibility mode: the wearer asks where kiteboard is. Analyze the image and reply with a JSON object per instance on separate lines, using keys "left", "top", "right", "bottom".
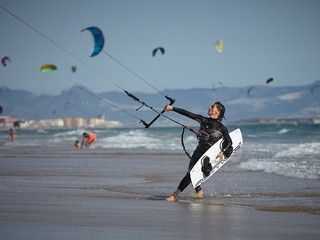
{"left": 190, "top": 128, "right": 243, "bottom": 188}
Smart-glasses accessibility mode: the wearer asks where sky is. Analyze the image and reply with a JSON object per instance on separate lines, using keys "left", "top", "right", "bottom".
{"left": 0, "top": 0, "right": 320, "bottom": 95}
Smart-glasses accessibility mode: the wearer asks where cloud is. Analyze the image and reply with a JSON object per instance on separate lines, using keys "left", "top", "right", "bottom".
{"left": 227, "top": 97, "right": 268, "bottom": 112}
{"left": 277, "top": 92, "right": 302, "bottom": 101}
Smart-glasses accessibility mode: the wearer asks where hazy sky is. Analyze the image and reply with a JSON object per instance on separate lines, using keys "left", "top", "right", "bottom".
{"left": 1, "top": 0, "right": 320, "bottom": 95}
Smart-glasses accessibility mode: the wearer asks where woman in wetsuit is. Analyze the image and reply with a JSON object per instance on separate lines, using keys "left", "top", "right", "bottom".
{"left": 164, "top": 102, "right": 233, "bottom": 202}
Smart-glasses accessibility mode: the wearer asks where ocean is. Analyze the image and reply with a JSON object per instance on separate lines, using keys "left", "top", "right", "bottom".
{"left": 2, "top": 123, "right": 319, "bottom": 181}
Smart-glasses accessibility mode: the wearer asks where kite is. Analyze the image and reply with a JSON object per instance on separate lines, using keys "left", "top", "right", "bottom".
{"left": 40, "top": 64, "right": 57, "bottom": 72}
{"left": 152, "top": 47, "right": 165, "bottom": 57}
{"left": 1, "top": 56, "right": 11, "bottom": 67}
{"left": 81, "top": 26, "right": 105, "bottom": 57}
{"left": 71, "top": 65, "right": 77, "bottom": 73}
{"left": 215, "top": 40, "right": 224, "bottom": 53}
{"left": 266, "top": 77, "right": 274, "bottom": 84}
{"left": 212, "top": 81, "right": 223, "bottom": 92}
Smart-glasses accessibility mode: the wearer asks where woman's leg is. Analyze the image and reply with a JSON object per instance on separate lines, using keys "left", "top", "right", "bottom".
{"left": 166, "top": 146, "right": 206, "bottom": 201}
{"left": 177, "top": 146, "right": 205, "bottom": 191}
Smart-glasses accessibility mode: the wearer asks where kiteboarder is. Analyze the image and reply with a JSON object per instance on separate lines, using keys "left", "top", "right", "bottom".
{"left": 81, "top": 132, "right": 96, "bottom": 148}
{"left": 164, "top": 102, "right": 233, "bottom": 202}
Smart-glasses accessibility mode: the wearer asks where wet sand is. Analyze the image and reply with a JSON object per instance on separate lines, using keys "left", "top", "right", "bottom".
{"left": 0, "top": 146, "right": 319, "bottom": 240}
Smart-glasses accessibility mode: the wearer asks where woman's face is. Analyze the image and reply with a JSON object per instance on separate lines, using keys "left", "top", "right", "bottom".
{"left": 208, "top": 104, "right": 220, "bottom": 119}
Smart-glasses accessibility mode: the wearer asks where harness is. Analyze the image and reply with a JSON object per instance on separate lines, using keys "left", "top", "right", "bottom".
{"left": 180, "top": 128, "right": 216, "bottom": 160}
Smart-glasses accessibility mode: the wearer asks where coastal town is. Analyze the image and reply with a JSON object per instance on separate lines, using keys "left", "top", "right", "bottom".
{"left": 1, "top": 114, "right": 319, "bottom": 130}
{"left": 0, "top": 114, "right": 122, "bottom": 129}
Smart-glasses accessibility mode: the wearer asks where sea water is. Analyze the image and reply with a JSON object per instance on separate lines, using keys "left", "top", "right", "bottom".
{"left": 1, "top": 123, "right": 319, "bottom": 181}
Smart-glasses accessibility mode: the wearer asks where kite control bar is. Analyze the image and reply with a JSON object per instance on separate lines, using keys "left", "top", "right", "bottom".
{"left": 143, "top": 96, "right": 175, "bottom": 128}
{"left": 124, "top": 91, "right": 175, "bottom": 128}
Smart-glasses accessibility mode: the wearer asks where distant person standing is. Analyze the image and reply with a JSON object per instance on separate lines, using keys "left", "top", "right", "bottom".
{"left": 8, "top": 128, "right": 16, "bottom": 141}
{"left": 81, "top": 132, "right": 96, "bottom": 148}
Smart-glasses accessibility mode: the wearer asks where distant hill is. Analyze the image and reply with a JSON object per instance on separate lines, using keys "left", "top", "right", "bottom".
{"left": 0, "top": 82, "right": 319, "bottom": 126}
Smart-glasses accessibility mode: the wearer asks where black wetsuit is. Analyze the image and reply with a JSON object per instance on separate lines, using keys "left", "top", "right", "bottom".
{"left": 172, "top": 107, "right": 233, "bottom": 192}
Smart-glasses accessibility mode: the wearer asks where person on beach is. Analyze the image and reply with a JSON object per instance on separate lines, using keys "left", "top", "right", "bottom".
{"left": 164, "top": 102, "right": 233, "bottom": 202}
{"left": 8, "top": 128, "right": 16, "bottom": 142}
{"left": 81, "top": 132, "right": 97, "bottom": 148}
{"left": 74, "top": 140, "right": 81, "bottom": 149}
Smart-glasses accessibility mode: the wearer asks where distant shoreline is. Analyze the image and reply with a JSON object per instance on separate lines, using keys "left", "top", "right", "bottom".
{"left": 229, "top": 116, "right": 320, "bottom": 126}
{"left": 1, "top": 116, "right": 319, "bottom": 130}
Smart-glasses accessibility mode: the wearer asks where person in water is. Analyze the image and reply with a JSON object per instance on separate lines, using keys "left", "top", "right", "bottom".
{"left": 81, "top": 132, "right": 97, "bottom": 148}
{"left": 164, "top": 102, "right": 233, "bottom": 202}
{"left": 74, "top": 140, "right": 81, "bottom": 149}
{"left": 8, "top": 128, "right": 16, "bottom": 142}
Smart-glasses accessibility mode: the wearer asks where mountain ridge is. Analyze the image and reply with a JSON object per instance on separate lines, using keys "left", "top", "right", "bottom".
{"left": 1, "top": 82, "right": 319, "bottom": 126}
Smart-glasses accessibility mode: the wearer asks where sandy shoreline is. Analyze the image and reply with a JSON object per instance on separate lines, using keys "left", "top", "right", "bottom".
{"left": 0, "top": 146, "right": 319, "bottom": 239}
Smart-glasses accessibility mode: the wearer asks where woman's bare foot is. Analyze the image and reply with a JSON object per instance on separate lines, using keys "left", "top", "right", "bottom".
{"left": 191, "top": 190, "right": 204, "bottom": 199}
{"left": 166, "top": 190, "right": 181, "bottom": 202}
{"left": 166, "top": 195, "right": 178, "bottom": 202}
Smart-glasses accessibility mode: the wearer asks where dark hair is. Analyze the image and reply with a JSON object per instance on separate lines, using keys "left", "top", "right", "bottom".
{"left": 82, "top": 132, "right": 88, "bottom": 136}
{"left": 213, "top": 101, "right": 225, "bottom": 121}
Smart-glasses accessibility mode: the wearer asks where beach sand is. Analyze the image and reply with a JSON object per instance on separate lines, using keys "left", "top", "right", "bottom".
{"left": 0, "top": 145, "right": 319, "bottom": 240}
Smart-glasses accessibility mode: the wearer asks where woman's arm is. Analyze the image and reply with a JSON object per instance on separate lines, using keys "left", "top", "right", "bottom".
{"left": 164, "top": 105, "right": 205, "bottom": 123}
{"left": 220, "top": 127, "right": 233, "bottom": 158}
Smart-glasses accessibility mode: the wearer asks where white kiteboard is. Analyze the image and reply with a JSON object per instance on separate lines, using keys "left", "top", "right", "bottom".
{"left": 190, "top": 128, "right": 243, "bottom": 188}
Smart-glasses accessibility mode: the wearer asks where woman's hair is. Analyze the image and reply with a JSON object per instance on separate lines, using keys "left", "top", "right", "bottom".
{"left": 213, "top": 101, "right": 225, "bottom": 121}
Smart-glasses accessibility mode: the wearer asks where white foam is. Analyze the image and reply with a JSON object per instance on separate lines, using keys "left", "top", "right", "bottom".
{"left": 239, "top": 158, "right": 319, "bottom": 180}
{"left": 95, "top": 129, "right": 183, "bottom": 150}
{"left": 36, "top": 129, "right": 48, "bottom": 134}
{"left": 278, "top": 128, "right": 290, "bottom": 134}
{"left": 53, "top": 129, "right": 85, "bottom": 137}
{"left": 238, "top": 142, "right": 320, "bottom": 180}
{"left": 275, "top": 142, "right": 320, "bottom": 158}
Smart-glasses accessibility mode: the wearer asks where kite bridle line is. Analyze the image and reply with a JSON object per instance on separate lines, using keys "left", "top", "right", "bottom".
{"left": 75, "top": 84, "right": 198, "bottom": 136}
{"left": 102, "top": 50, "right": 176, "bottom": 128}
{"left": 74, "top": 84, "right": 142, "bottom": 122}
{"left": 102, "top": 51, "right": 166, "bottom": 98}
{"left": 0, "top": 2, "right": 174, "bottom": 128}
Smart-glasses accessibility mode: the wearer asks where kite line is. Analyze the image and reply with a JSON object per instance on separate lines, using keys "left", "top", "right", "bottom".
{"left": 0, "top": 2, "right": 179, "bottom": 129}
